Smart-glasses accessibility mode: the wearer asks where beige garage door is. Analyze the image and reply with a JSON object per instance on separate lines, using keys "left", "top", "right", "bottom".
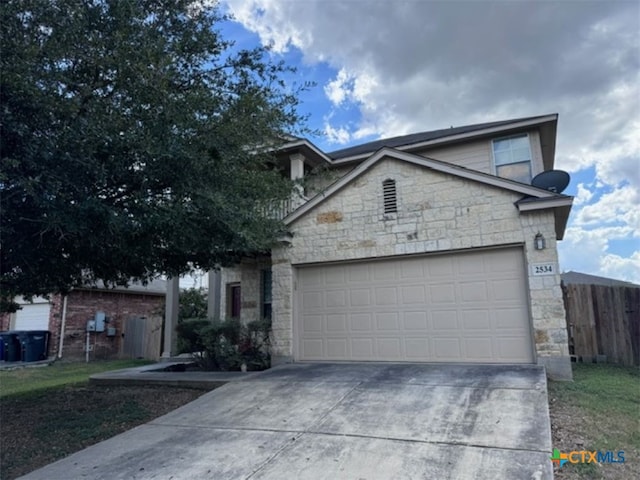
{"left": 296, "top": 248, "right": 533, "bottom": 363}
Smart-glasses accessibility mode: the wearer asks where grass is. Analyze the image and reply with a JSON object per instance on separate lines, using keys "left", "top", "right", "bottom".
{"left": 548, "top": 363, "right": 640, "bottom": 480}
{"left": 0, "top": 359, "right": 152, "bottom": 397}
{"left": 0, "top": 360, "right": 211, "bottom": 480}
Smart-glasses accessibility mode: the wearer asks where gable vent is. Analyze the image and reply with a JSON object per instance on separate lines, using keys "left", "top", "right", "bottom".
{"left": 382, "top": 179, "right": 397, "bottom": 214}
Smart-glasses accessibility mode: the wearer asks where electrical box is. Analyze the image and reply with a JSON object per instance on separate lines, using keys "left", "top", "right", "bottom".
{"left": 106, "top": 327, "right": 116, "bottom": 337}
{"left": 94, "top": 311, "right": 106, "bottom": 332}
{"left": 86, "top": 319, "right": 96, "bottom": 332}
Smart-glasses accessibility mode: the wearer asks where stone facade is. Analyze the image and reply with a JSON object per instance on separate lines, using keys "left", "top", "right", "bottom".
{"left": 267, "top": 158, "right": 570, "bottom": 379}
{"left": 219, "top": 256, "right": 271, "bottom": 323}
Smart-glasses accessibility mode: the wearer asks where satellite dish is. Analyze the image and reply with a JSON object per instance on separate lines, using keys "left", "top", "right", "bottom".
{"left": 531, "top": 170, "right": 570, "bottom": 193}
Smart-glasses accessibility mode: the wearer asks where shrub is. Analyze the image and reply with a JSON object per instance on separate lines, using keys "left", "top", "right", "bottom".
{"left": 175, "top": 318, "right": 210, "bottom": 355}
{"left": 177, "top": 318, "right": 271, "bottom": 371}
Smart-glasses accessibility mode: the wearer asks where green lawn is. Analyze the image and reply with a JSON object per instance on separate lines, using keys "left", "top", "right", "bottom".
{"left": 0, "top": 359, "right": 209, "bottom": 480}
{"left": 548, "top": 363, "right": 640, "bottom": 480}
{"left": 0, "top": 359, "right": 152, "bottom": 397}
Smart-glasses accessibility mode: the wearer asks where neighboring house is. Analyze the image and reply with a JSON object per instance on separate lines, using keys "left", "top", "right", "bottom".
{"left": 561, "top": 271, "right": 638, "bottom": 288}
{"left": 212, "top": 113, "right": 574, "bottom": 379}
{"left": 0, "top": 279, "right": 166, "bottom": 360}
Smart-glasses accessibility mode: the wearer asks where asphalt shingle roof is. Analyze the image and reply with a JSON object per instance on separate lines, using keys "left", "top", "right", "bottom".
{"left": 327, "top": 114, "right": 553, "bottom": 160}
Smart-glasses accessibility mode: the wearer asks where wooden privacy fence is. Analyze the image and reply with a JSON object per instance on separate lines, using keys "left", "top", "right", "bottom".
{"left": 563, "top": 283, "right": 640, "bottom": 366}
{"left": 121, "top": 315, "right": 163, "bottom": 360}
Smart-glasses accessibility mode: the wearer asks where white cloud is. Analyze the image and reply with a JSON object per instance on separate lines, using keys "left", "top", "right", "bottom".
{"left": 227, "top": 0, "right": 640, "bottom": 281}
{"left": 601, "top": 251, "right": 640, "bottom": 285}
{"left": 324, "top": 68, "right": 353, "bottom": 106}
{"left": 574, "top": 185, "right": 640, "bottom": 234}
{"left": 323, "top": 122, "right": 351, "bottom": 145}
{"left": 574, "top": 183, "right": 594, "bottom": 206}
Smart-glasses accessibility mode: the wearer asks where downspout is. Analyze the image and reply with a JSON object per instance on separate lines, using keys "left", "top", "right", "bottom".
{"left": 57, "top": 294, "right": 68, "bottom": 359}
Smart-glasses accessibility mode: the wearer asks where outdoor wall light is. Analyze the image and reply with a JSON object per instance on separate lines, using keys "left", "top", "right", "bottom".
{"left": 534, "top": 232, "right": 546, "bottom": 250}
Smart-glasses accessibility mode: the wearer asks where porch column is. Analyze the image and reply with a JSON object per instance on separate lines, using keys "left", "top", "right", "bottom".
{"left": 161, "top": 276, "right": 180, "bottom": 360}
{"left": 290, "top": 153, "right": 304, "bottom": 180}
{"left": 207, "top": 269, "right": 221, "bottom": 320}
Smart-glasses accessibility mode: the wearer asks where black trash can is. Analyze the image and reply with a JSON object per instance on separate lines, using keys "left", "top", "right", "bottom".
{"left": 18, "top": 331, "right": 50, "bottom": 362}
{"left": 0, "top": 332, "right": 22, "bottom": 362}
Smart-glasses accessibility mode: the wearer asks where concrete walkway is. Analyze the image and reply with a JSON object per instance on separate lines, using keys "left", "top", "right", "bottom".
{"left": 89, "top": 361, "right": 258, "bottom": 389}
{"left": 20, "top": 363, "right": 554, "bottom": 480}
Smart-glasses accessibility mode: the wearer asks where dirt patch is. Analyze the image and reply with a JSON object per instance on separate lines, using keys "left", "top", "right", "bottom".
{"left": 0, "top": 384, "right": 212, "bottom": 480}
{"left": 549, "top": 389, "right": 638, "bottom": 480}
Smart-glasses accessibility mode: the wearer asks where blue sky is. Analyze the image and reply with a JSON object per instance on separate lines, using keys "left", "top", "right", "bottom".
{"left": 220, "top": 0, "right": 639, "bottom": 284}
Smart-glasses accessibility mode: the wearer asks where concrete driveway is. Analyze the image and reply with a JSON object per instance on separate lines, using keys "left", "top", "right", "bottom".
{"left": 20, "top": 363, "right": 553, "bottom": 479}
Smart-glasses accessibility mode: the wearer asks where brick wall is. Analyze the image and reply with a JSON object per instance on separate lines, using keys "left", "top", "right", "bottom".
{"left": 50, "top": 290, "right": 164, "bottom": 360}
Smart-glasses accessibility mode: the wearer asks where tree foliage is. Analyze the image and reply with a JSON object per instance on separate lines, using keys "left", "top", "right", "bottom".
{"left": 1, "top": 0, "right": 308, "bottom": 308}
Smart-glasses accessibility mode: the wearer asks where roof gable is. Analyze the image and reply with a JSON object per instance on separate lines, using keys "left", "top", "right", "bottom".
{"left": 284, "top": 147, "right": 570, "bottom": 226}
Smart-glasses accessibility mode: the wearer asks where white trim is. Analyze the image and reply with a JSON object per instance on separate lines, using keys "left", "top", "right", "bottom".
{"left": 284, "top": 147, "right": 560, "bottom": 225}
{"left": 330, "top": 114, "right": 558, "bottom": 164}
{"left": 517, "top": 197, "right": 573, "bottom": 211}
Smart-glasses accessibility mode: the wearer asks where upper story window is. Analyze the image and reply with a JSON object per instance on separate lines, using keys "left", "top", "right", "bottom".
{"left": 382, "top": 179, "right": 397, "bottom": 214}
{"left": 492, "top": 134, "right": 532, "bottom": 184}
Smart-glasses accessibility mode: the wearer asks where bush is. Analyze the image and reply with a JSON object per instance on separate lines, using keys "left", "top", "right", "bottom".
{"left": 177, "top": 318, "right": 271, "bottom": 371}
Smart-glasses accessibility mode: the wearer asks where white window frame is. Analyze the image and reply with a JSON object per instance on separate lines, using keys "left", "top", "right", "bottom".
{"left": 491, "top": 134, "right": 533, "bottom": 183}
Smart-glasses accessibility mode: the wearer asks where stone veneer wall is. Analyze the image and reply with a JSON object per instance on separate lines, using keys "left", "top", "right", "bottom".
{"left": 219, "top": 256, "right": 270, "bottom": 323}
{"left": 271, "top": 158, "right": 571, "bottom": 379}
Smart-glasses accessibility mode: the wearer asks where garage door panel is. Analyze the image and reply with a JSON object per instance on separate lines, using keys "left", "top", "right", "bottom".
{"left": 302, "top": 291, "right": 323, "bottom": 309}
{"left": 377, "top": 338, "right": 402, "bottom": 359}
{"left": 492, "top": 280, "right": 523, "bottom": 301}
{"left": 427, "top": 257, "right": 454, "bottom": 276}
{"left": 303, "top": 314, "right": 323, "bottom": 333}
{"left": 497, "top": 338, "right": 531, "bottom": 360}
{"left": 327, "top": 314, "right": 347, "bottom": 332}
{"left": 458, "top": 255, "right": 486, "bottom": 275}
{"left": 350, "top": 313, "right": 373, "bottom": 331}
{"left": 350, "top": 289, "right": 371, "bottom": 306}
{"left": 326, "top": 290, "right": 347, "bottom": 307}
{"left": 376, "top": 313, "right": 399, "bottom": 330}
{"left": 403, "top": 311, "right": 428, "bottom": 331}
{"left": 352, "top": 338, "right": 374, "bottom": 358}
{"left": 297, "top": 248, "right": 533, "bottom": 364}
{"left": 430, "top": 284, "right": 455, "bottom": 304}
{"left": 326, "top": 268, "right": 347, "bottom": 285}
{"left": 405, "top": 338, "right": 429, "bottom": 358}
{"left": 375, "top": 287, "right": 398, "bottom": 305}
{"left": 348, "top": 264, "right": 370, "bottom": 282}
{"left": 327, "top": 339, "right": 348, "bottom": 358}
{"left": 400, "top": 260, "right": 424, "bottom": 278}
{"left": 461, "top": 310, "right": 490, "bottom": 330}
{"left": 433, "top": 338, "right": 462, "bottom": 360}
{"left": 373, "top": 263, "right": 396, "bottom": 281}
{"left": 460, "top": 281, "right": 489, "bottom": 302}
{"left": 401, "top": 285, "right": 426, "bottom": 304}
{"left": 465, "top": 338, "right": 494, "bottom": 360}
{"left": 302, "top": 339, "right": 324, "bottom": 358}
{"left": 494, "top": 309, "right": 528, "bottom": 329}
{"left": 432, "top": 310, "right": 457, "bottom": 330}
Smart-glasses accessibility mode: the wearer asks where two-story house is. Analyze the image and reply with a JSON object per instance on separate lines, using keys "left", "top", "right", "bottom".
{"left": 212, "top": 113, "right": 573, "bottom": 379}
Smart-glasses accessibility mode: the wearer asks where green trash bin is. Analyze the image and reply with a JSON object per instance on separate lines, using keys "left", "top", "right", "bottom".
{"left": 18, "top": 331, "right": 50, "bottom": 362}
{"left": 1, "top": 332, "right": 21, "bottom": 362}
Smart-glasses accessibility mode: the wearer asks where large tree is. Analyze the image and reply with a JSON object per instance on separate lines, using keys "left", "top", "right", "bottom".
{"left": 0, "top": 0, "right": 307, "bottom": 309}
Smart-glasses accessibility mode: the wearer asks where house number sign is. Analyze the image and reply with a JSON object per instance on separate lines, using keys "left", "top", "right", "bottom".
{"left": 531, "top": 263, "right": 556, "bottom": 276}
